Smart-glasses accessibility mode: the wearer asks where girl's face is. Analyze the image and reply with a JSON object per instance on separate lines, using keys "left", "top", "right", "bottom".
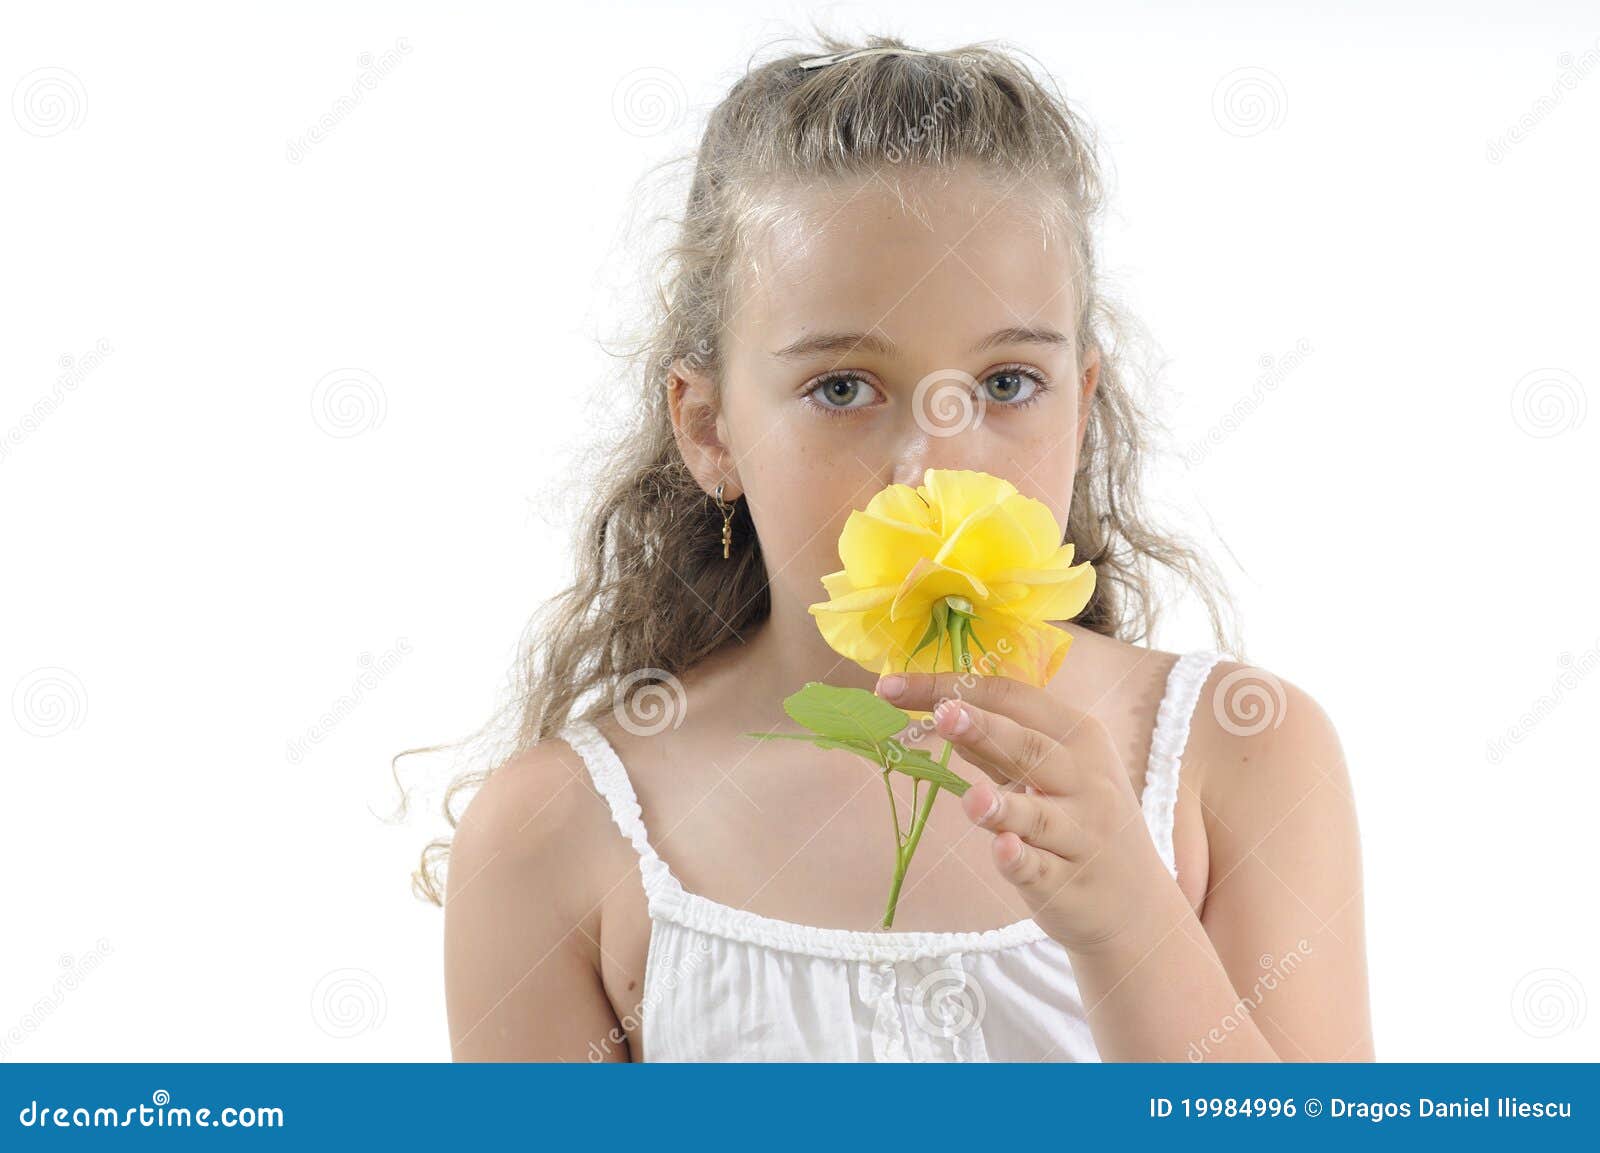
{"left": 672, "top": 161, "right": 1099, "bottom": 633}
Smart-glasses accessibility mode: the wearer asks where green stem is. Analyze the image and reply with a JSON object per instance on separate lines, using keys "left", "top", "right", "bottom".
{"left": 880, "top": 739, "right": 954, "bottom": 928}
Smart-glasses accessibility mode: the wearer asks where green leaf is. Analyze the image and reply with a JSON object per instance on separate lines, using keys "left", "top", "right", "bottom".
{"left": 745, "top": 729, "right": 881, "bottom": 763}
{"left": 779, "top": 682, "right": 909, "bottom": 745}
{"left": 745, "top": 682, "right": 972, "bottom": 797}
{"left": 883, "top": 739, "right": 972, "bottom": 795}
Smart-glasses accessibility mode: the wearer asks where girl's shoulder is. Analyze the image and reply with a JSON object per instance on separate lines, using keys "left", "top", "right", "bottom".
{"left": 443, "top": 730, "right": 643, "bottom": 1058}
{"left": 1069, "top": 629, "right": 1348, "bottom": 822}
{"left": 446, "top": 727, "right": 644, "bottom": 935}
{"left": 1173, "top": 652, "right": 1355, "bottom": 876}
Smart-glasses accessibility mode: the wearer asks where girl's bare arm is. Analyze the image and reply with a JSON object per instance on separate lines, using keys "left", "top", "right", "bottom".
{"left": 1060, "top": 671, "right": 1373, "bottom": 1061}
{"left": 444, "top": 744, "right": 628, "bottom": 1061}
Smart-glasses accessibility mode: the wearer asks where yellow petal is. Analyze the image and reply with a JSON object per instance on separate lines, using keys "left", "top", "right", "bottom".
{"left": 863, "top": 482, "right": 936, "bottom": 531}
{"left": 815, "top": 605, "right": 924, "bottom": 674}
{"left": 888, "top": 557, "right": 990, "bottom": 623}
{"left": 809, "top": 585, "right": 897, "bottom": 616}
{"left": 974, "top": 614, "right": 1073, "bottom": 687}
{"left": 819, "top": 569, "right": 856, "bottom": 599}
{"left": 995, "top": 493, "right": 1065, "bottom": 566}
{"left": 919, "top": 469, "right": 1018, "bottom": 535}
{"left": 934, "top": 501, "right": 1038, "bottom": 578}
{"left": 837, "top": 510, "right": 942, "bottom": 588}
{"left": 987, "top": 558, "right": 1097, "bottom": 622}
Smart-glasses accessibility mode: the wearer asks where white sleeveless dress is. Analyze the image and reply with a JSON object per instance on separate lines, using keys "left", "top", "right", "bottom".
{"left": 559, "top": 649, "right": 1225, "bottom": 1062}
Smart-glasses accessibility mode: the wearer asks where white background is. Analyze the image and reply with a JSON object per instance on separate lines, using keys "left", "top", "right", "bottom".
{"left": 3, "top": 0, "right": 1596, "bottom": 1061}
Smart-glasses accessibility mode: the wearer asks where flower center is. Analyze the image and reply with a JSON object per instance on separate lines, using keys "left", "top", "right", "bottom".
{"left": 906, "top": 595, "right": 989, "bottom": 673}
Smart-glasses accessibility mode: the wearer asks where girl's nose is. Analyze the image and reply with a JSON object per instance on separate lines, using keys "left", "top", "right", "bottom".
{"left": 890, "top": 374, "right": 992, "bottom": 486}
{"left": 890, "top": 434, "right": 983, "bottom": 489}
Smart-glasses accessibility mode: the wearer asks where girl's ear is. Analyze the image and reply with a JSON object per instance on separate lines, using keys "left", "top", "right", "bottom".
{"left": 665, "top": 358, "right": 742, "bottom": 499}
{"left": 1075, "top": 343, "right": 1101, "bottom": 446}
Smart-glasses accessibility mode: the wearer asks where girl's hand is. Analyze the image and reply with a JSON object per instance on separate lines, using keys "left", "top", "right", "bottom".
{"left": 875, "top": 671, "right": 1176, "bottom": 956}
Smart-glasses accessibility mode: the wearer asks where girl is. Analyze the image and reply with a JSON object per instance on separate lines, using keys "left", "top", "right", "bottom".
{"left": 419, "top": 33, "right": 1372, "bottom": 1062}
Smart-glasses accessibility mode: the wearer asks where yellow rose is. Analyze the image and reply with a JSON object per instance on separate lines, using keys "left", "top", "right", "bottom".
{"left": 808, "top": 468, "right": 1096, "bottom": 687}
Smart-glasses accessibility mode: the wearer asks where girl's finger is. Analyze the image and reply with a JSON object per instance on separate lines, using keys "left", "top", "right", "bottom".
{"left": 992, "top": 830, "right": 1070, "bottom": 898}
{"left": 962, "top": 779, "right": 1083, "bottom": 859}
{"left": 932, "top": 697, "right": 1076, "bottom": 794}
{"left": 876, "top": 670, "right": 1068, "bottom": 737}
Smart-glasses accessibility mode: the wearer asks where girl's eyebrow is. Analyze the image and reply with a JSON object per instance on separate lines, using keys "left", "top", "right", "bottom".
{"left": 772, "top": 325, "right": 1070, "bottom": 361}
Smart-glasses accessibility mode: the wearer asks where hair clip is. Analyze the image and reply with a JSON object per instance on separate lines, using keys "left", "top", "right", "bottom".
{"left": 796, "top": 47, "right": 921, "bottom": 70}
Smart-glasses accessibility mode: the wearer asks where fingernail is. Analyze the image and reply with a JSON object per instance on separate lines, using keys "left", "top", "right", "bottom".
{"left": 935, "top": 699, "right": 971, "bottom": 735}
{"left": 976, "top": 788, "right": 1001, "bottom": 825}
{"left": 876, "top": 674, "right": 906, "bottom": 700}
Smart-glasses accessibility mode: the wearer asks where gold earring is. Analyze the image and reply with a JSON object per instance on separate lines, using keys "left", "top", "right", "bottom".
{"left": 713, "top": 481, "right": 734, "bottom": 559}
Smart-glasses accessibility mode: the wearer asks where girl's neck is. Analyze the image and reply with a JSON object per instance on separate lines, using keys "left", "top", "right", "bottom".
{"left": 705, "top": 604, "right": 879, "bottom": 709}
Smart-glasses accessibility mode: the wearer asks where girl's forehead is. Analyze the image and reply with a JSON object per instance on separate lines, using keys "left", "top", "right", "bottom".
{"left": 730, "top": 170, "right": 1078, "bottom": 355}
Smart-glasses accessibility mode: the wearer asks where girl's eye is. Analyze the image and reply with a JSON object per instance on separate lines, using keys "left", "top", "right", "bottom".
{"left": 805, "top": 373, "right": 881, "bottom": 415}
{"left": 982, "top": 367, "right": 1046, "bottom": 405}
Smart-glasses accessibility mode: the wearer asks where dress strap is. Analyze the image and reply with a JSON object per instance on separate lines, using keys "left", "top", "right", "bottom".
{"left": 1140, "top": 649, "right": 1227, "bottom": 881}
{"left": 557, "top": 717, "right": 684, "bottom": 909}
